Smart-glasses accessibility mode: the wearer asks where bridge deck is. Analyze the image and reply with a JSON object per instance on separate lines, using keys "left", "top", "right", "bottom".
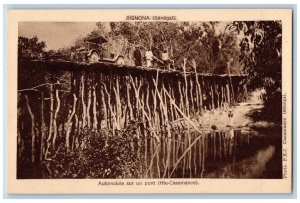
{"left": 19, "top": 59, "right": 247, "bottom": 79}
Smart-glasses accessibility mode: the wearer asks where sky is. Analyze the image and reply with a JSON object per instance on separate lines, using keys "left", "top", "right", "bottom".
{"left": 19, "top": 22, "right": 98, "bottom": 50}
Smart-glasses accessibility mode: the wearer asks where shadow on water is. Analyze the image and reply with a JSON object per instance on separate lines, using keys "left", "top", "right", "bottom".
{"left": 19, "top": 126, "right": 282, "bottom": 179}
{"left": 143, "top": 127, "right": 282, "bottom": 179}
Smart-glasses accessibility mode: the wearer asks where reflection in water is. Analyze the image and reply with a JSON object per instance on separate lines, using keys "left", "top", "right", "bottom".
{"left": 206, "top": 145, "right": 275, "bottom": 178}
{"left": 142, "top": 129, "right": 280, "bottom": 179}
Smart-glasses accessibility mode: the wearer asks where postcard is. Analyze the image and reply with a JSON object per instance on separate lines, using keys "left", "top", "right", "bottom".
{"left": 7, "top": 9, "right": 292, "bottom": 194}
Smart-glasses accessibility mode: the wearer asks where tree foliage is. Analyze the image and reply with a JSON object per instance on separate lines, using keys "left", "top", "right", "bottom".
{"left": 230, "top": 21, "right": 282, "bottom": 98}
{"left": 49, "top": 122, "right": 142, "bottom": 179}
{"left": 18, "top": 36, "right": 46, "bottom": 59}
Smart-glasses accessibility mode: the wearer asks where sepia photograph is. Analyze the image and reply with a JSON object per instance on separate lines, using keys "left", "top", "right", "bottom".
{"left": 7, "top": 9, "right": 293, "bottom": 194}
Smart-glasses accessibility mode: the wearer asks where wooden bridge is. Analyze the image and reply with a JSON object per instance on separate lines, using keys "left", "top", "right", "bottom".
{"left": 17, "top": 60, "right": 247, "bottom": 162}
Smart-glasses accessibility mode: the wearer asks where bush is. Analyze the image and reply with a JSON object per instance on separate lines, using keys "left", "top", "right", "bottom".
{"left": 50, "top": 123, "right": 142, "bottom": 179}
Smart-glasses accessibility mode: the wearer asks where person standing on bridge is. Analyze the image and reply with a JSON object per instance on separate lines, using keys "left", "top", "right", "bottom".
{"left": 145, "top": 47, "right": 155, "bottom": 68}
{"left": 133, "top": 45, "right": 142, "bottom": 66}
{"left": 161, "top": 48, "right": 174, "bottom": 70}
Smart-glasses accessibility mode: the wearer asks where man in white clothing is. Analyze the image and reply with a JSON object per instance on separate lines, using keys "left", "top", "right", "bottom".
{"left": 145, "top": 48, "right": 154, "bottom": 67}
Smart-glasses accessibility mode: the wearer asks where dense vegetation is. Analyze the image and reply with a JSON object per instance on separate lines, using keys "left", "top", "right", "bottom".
{"left": 18, "top": 36, "right": 46, "bottom": 59}
{"left": 50, "top": 124, "right": 141, "bottom": 179}
{"left": 230, "top": 21, "right": 282, "bottom": 123}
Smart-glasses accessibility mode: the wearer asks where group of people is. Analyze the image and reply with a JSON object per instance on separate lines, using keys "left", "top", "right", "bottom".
{"left": 133, "top": 45, "right": 174, "bottom": 70}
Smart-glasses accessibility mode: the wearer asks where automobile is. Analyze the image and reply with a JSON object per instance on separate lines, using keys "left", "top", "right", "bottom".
{"left": 72, "top": 36, "right": 125, "bottom": 65}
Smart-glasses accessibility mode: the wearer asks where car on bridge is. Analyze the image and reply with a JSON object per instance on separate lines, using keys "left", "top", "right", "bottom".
{"left": 72, "top": 36, "right": 125, "bottom": 65}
